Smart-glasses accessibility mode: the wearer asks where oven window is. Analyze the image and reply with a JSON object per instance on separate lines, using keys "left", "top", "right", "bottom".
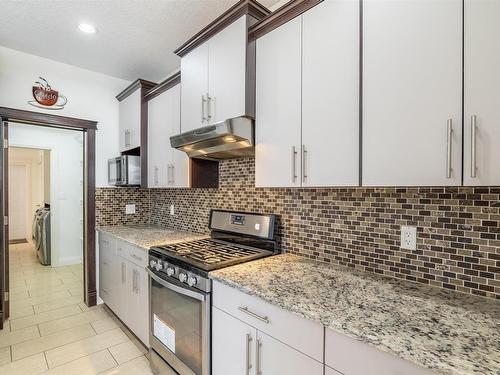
{"left": 151, "top": 278, "right": 203, "bottom": 374}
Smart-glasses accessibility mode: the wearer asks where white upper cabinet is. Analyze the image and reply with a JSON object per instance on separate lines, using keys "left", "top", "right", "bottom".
{"left": 302, "top": 0, "right": 360, "bottom": 187}
{"left": 464, "top": 0, "right": 500, "bottom": 186}
{"left": 180, "top": 44, "right": 209, "bottom": 133}
{"left": 148, "top": 83, "right": 189, "bottom": 188}
{"left": 256, "top": 1, "right": 360, "bottom": 188}
{"left": 208, "top": 16, "right": 247, "bottom": 124}
{"left": 362, "top": 0, "right": 462, "bottom": 186}
{"left": 180, "top": 15, "right": 249, "bottom": 133}
{"left": 119, "top": 88, "right": 141, "bottom": 152}
{"left": 255, "top": 17, "right": 302, "bottom": 188}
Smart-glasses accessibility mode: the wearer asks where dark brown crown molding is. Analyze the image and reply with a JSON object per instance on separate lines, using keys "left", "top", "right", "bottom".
{"left": 249, "top": 0, "right": 323, "bottom": 41}
{"left": 174, "top": 0, "right": 270, "bottom": 58}
{"left": 144, "top": 71, "right": 181, "bottom": 101}
{"left": 0, "top": 107, "right": 97, "bottom": 130}
{"left": 116, "top": 79, "right": 157, "bottom": 102}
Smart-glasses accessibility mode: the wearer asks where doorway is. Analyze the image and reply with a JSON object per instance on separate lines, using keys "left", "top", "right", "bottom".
{"left": 0, "top": 107, "right": 97, "bottom": 330}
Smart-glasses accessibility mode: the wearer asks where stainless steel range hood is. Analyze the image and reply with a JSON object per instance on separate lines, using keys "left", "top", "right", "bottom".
{"left": 170, "top": 116, "right": 254, "bottom": 160}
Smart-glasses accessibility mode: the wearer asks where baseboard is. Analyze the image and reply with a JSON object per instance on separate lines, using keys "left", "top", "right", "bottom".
{"left": 9, "top": 239, "right": 27, "bottom": 244}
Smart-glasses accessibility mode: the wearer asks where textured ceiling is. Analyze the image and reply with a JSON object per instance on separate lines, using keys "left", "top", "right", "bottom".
{"left": 0, "top": 0, "right": 282, "bottom": 82}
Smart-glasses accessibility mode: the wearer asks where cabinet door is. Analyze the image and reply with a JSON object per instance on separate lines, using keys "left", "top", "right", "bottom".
{"left": 168, "top": 84, "right": 189, "bottom": 188}
{"left": 212, "top": 307, "right": 256, "bottom": 375}
{"left": 127, "top": 263, "right": 149, "bottom": 346}
{"left": 302, "top": 0, "right": 359, "bottom": 187}
{"left": 99, "top": 245, "right": 114, "bottom": 309}
{"left": 255, "top": 17, "right": 302, "bottom": 187}
{"left": 464, "top": 0, "right": 500, "bottom": 186}
{"left": 325, "top": 328, "right": 433, "bottom": 375}
{"left": 208, "top": 15, "right": 247, "bottom": 124}
{"left": 256, "top": 331, "right": 323, "bottom": 375}
{"left": 181, "top": 43, "right": 209, "bottom": 133}
{"left": 148, "top": 89, "right": 173, "bottom": 188}
{"left": 363, "top": 0, "right": 462, "bottom": 186}
{"left": 119, "top": 89, "right": 142, "bottom": 152}
{"left": 115, "top": 258, "right": 129, "bottom": 324}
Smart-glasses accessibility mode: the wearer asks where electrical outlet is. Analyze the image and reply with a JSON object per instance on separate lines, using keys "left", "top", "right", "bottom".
{"left": 125, "top": 204, "right": 136, "bottom": 215}
{"left": 401, "top": 226, "right": 417, "bottom": 250}
{"left": 170, "top": 204, "right": 175, "bottom": 216}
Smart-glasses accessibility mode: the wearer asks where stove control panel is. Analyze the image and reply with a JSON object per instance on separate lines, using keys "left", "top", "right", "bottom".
{"left": 148, "top": 253, "right": 211, "bottom": 293}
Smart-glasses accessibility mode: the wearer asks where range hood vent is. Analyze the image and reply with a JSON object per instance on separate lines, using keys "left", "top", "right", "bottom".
{"left": 170, "top": 116, "right": 254, "bottom": 160}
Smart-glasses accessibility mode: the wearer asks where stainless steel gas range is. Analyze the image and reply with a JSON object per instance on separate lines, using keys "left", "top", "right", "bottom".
{"left": 147, "top": 210, "right": 277, "bottom": 375}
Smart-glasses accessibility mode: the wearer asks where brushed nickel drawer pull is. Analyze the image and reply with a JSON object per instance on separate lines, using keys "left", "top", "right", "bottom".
{"left": 131, "top": 254, "right": 142, "bottom": 262}
{"left": 238, "top": 306, "right": 270, "bottom": 324}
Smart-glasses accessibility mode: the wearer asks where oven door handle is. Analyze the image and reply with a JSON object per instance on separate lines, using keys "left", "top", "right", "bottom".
{"left": 147, "top": 268, "right": 206, "bottom": 302}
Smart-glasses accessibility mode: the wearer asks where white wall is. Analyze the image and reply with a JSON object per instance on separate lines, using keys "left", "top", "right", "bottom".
{"left": 10, "top": 124, "right": 84, "bottom": 266}
{"left": 0, "top": 45, "right": 131, "bottom": 187}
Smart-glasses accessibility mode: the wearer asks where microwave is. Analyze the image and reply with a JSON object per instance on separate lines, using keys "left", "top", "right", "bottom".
{"left": 108, "top": 155, "right": 141, "bottom": 186}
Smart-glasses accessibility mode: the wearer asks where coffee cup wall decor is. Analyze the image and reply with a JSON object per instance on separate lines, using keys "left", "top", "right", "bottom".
{"left": 28, "top": 77, "right": 68, "bottom": 110}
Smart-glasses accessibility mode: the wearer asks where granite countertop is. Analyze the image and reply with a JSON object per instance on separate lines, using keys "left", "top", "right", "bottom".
{"left": 97, "top": 225, "right": 207, "bottom": 249}
{"left": 210, "top": 254, "right": 500, "bottom": 375}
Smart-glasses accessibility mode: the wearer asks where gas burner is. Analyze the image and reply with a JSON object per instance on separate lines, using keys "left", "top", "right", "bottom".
{"left": 176, "top": 249, "right": 192, "bottom": 255}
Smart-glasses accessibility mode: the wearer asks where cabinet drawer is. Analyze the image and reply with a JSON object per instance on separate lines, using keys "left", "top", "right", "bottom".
{"left": 212, "top": 281, "right": 323, "bottom": 362}
{"left": 325, "top": 328, "right": 434, "bottom": 375}
{"left": 125, "top": 244, "right": 148, "bottom": 268}
{"left": 99, "top": 232, "right": 116, "bottom": 256}
{"left": 115, "top": 239, "right": 129, "bottom": 258}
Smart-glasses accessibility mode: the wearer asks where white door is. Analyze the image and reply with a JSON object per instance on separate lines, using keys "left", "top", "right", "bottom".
{"left": 208, "top": 15, "right": 247, "bottom": 124}
{"left": 212, "top": 307, "right": 256, "bottom": 375}
{"left": 464, "top": 0, "right": 500, "bottom": 186}
{"left": 363, "top": 0, "right": 462, "bottom": 186}
{"left": 256, "top": 331, "right": 323, "bottom": 375}
{"left": 255, "top": 17, "right": 302, "bottom": 188}
{"left": 119, "top": 89, "right": 142, "bottom": 152}
{"left": 302, "top": 0, "right": 360, "bottom": 187}
{"left": 181, "top": 43, "right": 209, "bottom": 132}
{"left": 9, "top": 164, "right": 28, "bottom": 240}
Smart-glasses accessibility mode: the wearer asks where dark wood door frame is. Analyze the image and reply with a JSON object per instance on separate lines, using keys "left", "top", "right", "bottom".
{"left": 0, "top": 107, "right": 98, "bottom": 329}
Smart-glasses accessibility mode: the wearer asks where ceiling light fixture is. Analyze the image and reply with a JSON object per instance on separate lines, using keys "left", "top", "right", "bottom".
{"left": 78, "top": 23, "right": 97, "bottom": 34}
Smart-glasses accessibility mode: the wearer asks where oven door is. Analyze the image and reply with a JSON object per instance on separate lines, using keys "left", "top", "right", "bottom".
{"left": 148, "top": 269, "right": 210, "bottom": 375}
{"left": 108, "top": 157, "right": 123, "bottom": 185}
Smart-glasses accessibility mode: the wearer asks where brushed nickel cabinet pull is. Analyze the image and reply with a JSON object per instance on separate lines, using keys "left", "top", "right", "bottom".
{"left": 245, "top": 334, "right": 253, "bottom": 375}
{"left": 302, "top": 144, "right": 308, "bottom": 182}
{"left": 471, "top": 115, "right": 477, "bottom": 178}
{"left": 291, "top": 146, "right": 298, "bottom": 183}
{"left": 238, "top": 306, "right": 270, "bottom": 324}
{"left": 201, "top": 95, "right": 207, "bottom": 122}
{"left": 446, "top": 119, "right": 453, "bottom": 179}
{"left": 256, "top": 338, "right": 262, "bottom": 375}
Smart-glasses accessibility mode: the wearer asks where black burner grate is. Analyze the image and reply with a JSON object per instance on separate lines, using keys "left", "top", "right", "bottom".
{"left": 154, "top": 238, "right": 268, "bottom": 271}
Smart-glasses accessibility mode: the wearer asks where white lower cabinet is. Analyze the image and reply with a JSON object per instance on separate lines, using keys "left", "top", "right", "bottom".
{"left": 212, "top": 281, "right": 324, "bottom": 374}
{"left": 325, "top": 366, "right": 342, "bottom": 375}
{"left": 212, "top": 307, "right": 256, "bottom": 375}
{"left": 256, "top": 331, "right": 323, "bottom": 375}
{"left": 98, "top": 233, "right": 149, "bottom": 346}
{"left": 325, "top": 328, "right": 433, "bottom": 375}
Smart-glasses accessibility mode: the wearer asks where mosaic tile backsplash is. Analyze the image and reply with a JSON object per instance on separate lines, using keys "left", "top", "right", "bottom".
{"left": 96, "top": 158, "right": 500, "bottom": 300}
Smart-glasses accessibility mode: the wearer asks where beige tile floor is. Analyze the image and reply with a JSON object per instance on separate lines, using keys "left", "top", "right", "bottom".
{"left": 0, "top": 242, "right": 153, "bottom": 374}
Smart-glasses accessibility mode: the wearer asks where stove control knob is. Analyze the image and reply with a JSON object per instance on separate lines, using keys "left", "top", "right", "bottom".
{"left": 187, "top": 276, "right": 198, "bottom": 287}
{"left": 179, "top": 272, "right": 188, "bottom": 283}
{"left": 166, "top": 267, "right": 175, "bottom": 277}
{"left": 155, "top": 261, "right": 163, "bottom": 271}
{"left": 149, "top": 260, "right": 157, "bottom": 268}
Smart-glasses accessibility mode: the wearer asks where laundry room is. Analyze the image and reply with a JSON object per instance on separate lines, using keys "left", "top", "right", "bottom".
{"left": 7, "top": 122, "right": 85, "bottom": 320}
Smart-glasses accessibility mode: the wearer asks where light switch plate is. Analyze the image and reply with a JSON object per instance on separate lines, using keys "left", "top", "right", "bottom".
{"left": 125, "top": 204, "right": 136, "bottom": 215}
{"left": 169, "top": 204, "right": 175, "bottom": 216}
{"left": 401, "top": 225, "right": 417, "bottom": 250}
